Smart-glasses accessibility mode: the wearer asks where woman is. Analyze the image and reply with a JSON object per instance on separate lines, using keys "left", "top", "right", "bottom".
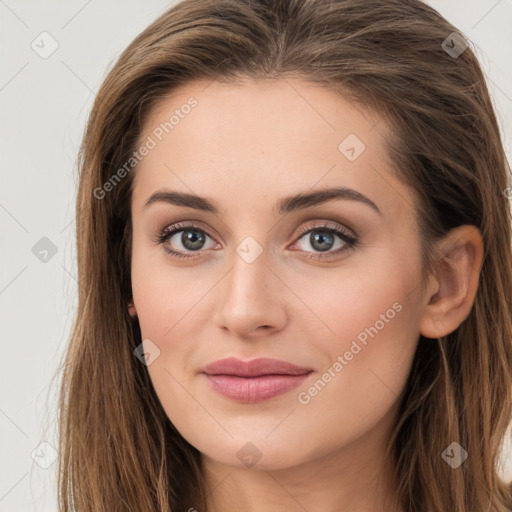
{"left": 56, "top": 0, "right": 512, "bottom": 510}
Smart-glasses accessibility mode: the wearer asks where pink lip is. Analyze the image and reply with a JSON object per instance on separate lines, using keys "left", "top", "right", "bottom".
{"left": 200, "top": 357, "right": 313, "bottom": 403}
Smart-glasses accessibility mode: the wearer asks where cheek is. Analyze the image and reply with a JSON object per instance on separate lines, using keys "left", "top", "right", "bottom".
{"left": 304, "top": 252, "right": 416, "bottom": 352}
{"left": 130, "top": 247, "right": 205, "bottom": 338}
{"left": 130, "top": 254, "right": 213, "bottom": 404}
{"left": 296, "top": 306, "right": 418, "bottom": 461}
{"left": 302, "top": 254, "right": 419, "bottom": 390}
{"left": 294, "top": 262, "right": 420, "bottom": 440}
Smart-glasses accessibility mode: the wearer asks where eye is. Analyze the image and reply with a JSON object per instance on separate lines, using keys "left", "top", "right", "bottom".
{"left": 152, "top": 221, "right": 219, "bottom": 259}
{"left": 152, "top": 220, "right": 358, "bottom": 261}
{"left": 290, "top": 221, "right": 358, "bottom": 260}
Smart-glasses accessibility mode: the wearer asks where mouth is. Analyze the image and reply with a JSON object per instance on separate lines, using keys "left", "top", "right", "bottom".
{"left": 200, "top": 357, "right": 314, "bottom": 403}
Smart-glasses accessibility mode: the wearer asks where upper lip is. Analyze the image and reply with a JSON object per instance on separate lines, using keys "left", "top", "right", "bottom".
{"left": 201, "top": 357, "right": 313, "bottom": 377}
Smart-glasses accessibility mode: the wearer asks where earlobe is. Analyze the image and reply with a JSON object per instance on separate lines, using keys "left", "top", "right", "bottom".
{"left": 128, "top": 299, "right": 137, "bottom": 317}
{"left": 419, "top": 225, "right": 484, "bottom": 339}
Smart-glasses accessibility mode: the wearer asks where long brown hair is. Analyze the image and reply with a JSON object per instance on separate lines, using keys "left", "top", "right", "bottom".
{"left": 55, "top": 0, "right": 512, "bottom": 510}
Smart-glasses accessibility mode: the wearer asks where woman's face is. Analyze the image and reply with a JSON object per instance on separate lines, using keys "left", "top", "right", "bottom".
{"left": 130, "top": 77, "right": 428, "bottom": 472}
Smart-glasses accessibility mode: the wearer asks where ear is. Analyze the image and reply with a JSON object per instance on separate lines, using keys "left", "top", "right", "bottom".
{"left": 419, "top": 225, "right": 484, "bottom": 339}
{"left": 128, "top": 299, "right": 137, "bottom": 317}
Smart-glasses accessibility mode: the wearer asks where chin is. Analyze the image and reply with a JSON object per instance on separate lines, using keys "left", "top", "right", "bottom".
{"left": 198, "top": 435, "right": 311, "bottom": 471}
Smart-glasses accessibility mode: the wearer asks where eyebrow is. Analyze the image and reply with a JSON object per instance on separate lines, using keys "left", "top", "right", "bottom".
{"left": 143, "top": 186, "right": 382, "bottom": 216}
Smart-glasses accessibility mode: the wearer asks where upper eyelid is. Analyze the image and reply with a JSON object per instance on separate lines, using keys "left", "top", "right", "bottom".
{"left": 296, "top": 220, "right": 355, "bottom": 237}
{"left": 162, "top": 220, "right": 355, "bottom": 246}
{"left": 160, "top": 223, "right": 356, "bottom": 262}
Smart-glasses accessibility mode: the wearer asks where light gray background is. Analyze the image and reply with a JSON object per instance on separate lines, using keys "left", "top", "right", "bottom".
{"left": 1, "top": 1, "right": 511, "bottom": 510}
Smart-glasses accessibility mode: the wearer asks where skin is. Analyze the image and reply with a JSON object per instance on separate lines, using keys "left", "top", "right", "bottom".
{"left": 129, "top": 77, "right": 483, "bottom": 512}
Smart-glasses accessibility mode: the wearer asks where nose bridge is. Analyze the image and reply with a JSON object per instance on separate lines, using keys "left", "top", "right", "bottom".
{"left": 226, "top": 237, "right": 272, "bottom": 308}
{"left": 224, "top": 221, "right": 271, "bottom": 289}
{"left": 212, "top": 234, "right": 287, "bottom": 336}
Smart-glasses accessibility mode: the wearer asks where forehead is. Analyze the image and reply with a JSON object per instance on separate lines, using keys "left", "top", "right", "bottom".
{"left": 140, "top": 77, "right": 381, "bottom": 157}
{"left": 132, "top": 77, "right": 414, "bottom": 222}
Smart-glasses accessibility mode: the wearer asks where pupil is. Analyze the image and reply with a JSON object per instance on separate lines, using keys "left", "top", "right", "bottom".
{"left": 311, "top": 231, "right": 333, "bottom": 252}
{"left": 182, "top": 230, "right": 204, "bottom": 250}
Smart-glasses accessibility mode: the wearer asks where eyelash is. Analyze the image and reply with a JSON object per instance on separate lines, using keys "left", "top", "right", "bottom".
{"left": 152, "top": 220, "right": 358, "bottom": 261}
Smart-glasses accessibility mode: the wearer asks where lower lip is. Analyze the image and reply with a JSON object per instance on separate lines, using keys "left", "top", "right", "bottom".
{"left": 202, "top": 373, "right": 312, "bottom": 403}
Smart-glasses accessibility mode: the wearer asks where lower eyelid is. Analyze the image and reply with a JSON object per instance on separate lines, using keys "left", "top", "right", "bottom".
{"left": 170, "top": 230, "right": 218, "bottom": 250}
{"left": 292, "top": 230, "right": 356, "bottom": 253}
{"left": 161, "top": 228, "right": 356, "bottom": 259}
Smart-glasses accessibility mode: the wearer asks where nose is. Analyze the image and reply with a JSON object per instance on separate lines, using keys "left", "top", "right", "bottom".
{"left": 212, "top": 248, "right": 287, "bottom": 341}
